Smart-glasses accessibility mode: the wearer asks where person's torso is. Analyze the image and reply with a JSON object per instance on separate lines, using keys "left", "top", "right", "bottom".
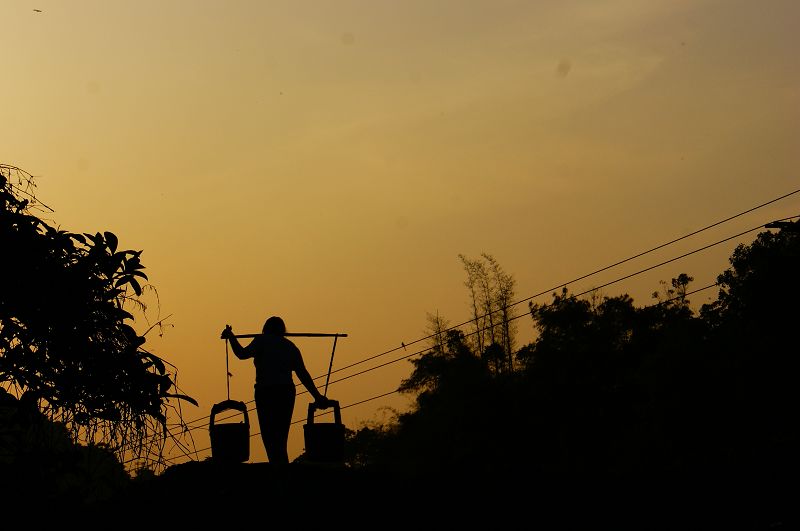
{"left": 247, "top": 335, "right": 300, "bottom": 387}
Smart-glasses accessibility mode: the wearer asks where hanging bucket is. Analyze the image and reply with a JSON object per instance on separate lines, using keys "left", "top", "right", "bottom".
{"left": 209, "top": 399, "right": 250, "bottom": 463}
{"left": 303, "top": 400, "right": 345, "bottom": 463}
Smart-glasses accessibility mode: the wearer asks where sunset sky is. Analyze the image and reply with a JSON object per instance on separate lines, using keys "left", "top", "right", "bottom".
{"left": 2, "top": 0, "right": 798, "bottom": 466}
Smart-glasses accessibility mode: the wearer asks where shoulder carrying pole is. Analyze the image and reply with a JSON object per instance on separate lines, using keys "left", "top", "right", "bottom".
{"left": 231, "top": 332, "right": 348, "bottom": 398}
{"left": 232, "top": 333, "right": 349, "bottom": 338}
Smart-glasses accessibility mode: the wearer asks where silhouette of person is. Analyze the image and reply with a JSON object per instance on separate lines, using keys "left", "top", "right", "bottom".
{"left": 220, "top": 316, "right": 334, "bottom": 465}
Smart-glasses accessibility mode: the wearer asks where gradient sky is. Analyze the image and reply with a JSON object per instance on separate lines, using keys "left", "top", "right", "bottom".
{"left": 2, "top": 0, "right": 798, "bottom": 466}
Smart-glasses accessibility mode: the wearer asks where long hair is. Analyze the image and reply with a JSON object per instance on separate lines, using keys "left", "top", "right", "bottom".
{"left": 262, "top": 316, "right": 286, "bottom": 336}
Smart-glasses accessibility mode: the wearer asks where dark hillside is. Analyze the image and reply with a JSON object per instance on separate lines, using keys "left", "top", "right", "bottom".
{"left": 94, "top": 460, "right": 795, "bottom": 529}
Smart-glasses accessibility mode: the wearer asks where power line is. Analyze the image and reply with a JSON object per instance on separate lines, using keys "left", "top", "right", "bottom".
{"left": 287, "top": 216, "right": 800, "bottom": 393}
{"left": 312, "top": 191, "right": 800, "bottom": 379}
{"left": 302, "top": 215, "right": 800, "bottom": 390}
{"left": 164, "top": 215, "right": 785, "bottom": 461}
{"left": 166, "top": 281, "right": 723, "bottom": 467}
{"left": 149, "top": 189, "right": 800, "bottom": 465}
{"left": 173, "top": 206, "right": 800, "bottom": 437}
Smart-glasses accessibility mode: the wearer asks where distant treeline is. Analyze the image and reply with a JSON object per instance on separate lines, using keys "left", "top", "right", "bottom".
{"left": 343, "top": 224, "right": 800, "bottom": 489}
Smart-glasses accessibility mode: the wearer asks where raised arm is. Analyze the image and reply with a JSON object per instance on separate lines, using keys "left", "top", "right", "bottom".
{"left": 221, "top": 325, "right": 249, "bottom": 359}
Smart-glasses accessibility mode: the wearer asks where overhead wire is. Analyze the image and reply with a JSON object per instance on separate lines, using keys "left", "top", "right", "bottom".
{"left": 300, "top": 193, "right": 800, "bottom": 383}
{"left": 166, "top": 202, "right": 800, "bottom": 438}
{"left": 161, "top": 212, "right": 798, "bottom": 466}
{"left": 137, "top": 184, "right": 800, "bottom": 469}
{"left": 172, "top": 208, "right": 800, "bottom": 441}
{"left": 164, "top": 280, "right": 724, "bottom": 467}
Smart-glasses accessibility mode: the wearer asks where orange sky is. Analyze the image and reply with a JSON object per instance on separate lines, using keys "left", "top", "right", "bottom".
{"left": 2, "top": 0, "right": 798, "bottom": 466}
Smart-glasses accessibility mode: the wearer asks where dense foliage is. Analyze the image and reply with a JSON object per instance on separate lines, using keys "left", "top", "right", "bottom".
{"left": 344, "top": 224, "right": 800, "bottom": 488}
{"left": 0, "top": 164, "right": 197, "bottom": 476}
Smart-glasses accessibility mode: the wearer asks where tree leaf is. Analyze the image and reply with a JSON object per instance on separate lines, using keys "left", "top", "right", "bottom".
{"left": 129, "top": 277, "right": 142, "bottom": 296}
{"left": 113, "top": 307, "right": 134, "bottom": 321}
{"left": 165, "top": 393, "right": 199, "bottom": 407}
{"left": 104, "top": 231, "right": 118, "bottom": 254}
{"left": 141, "top": 352, "right": 165, "bottom": 374}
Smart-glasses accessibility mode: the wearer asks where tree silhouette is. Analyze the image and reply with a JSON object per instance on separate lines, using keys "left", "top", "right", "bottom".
{"left": 698, "top": 222, "right": 800, "bottom": 482}
{"left": 458, "top": 253, "right": 517, "bottom": 373}
{"left": 0, "top": 164, "right": 197, "bottom": 475}
{"left": 345, "top": 223, "right": 799, "bottom": 512}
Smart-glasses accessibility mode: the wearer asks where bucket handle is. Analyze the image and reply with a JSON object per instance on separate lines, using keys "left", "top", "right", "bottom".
{"left": 210, "top": 399, "right": 250, "bottom": 428}
{"left": 307, "top": 400, "right": 341, "bottom": 425}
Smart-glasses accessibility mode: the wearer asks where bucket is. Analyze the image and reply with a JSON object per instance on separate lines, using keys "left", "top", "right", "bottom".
{"left": 209, "top": 399, "right": 250, "bottom": 463}
{"left": 303, "top": 400, "right": 345, "bottom": 463}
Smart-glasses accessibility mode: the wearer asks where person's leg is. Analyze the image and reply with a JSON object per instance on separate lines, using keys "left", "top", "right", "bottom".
{"left": 256, "top": 384, "right": 296, "bottom": 464}
{"left": 254, "top": 387, "right": 274, "bottom": 462}
{"left": 273, "top": 384, "right": 296, "bottom": 463}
